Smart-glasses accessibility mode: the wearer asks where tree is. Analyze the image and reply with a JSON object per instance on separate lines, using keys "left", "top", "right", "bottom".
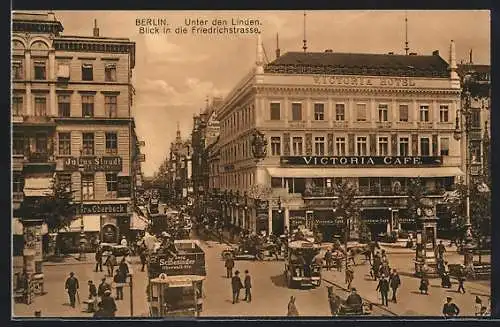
{"left": 332, "top": 181, "right": 366, "bottom": 242}
{"left": 18, "top": 183, "right": 77, "bottom": 233}
{"left": 406, "top": 178, "right": 425, "bottom": 224}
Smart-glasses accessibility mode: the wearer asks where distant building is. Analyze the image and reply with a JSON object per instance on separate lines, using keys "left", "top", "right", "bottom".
{"left": 208, "top": 36, "right": 465, "bottom": 239}
{"left": 167, "top": 124, "right": 192, "bottom": 203}
{"left": 12, "top": 12, "right": 144, "bottom": 252}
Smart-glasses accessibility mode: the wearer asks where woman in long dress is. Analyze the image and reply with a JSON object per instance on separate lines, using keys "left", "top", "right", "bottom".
{"left": 287, "top": 296, "right": 299, "bottom": 316}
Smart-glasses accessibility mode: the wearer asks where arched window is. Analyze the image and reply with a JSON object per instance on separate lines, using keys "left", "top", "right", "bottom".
{"left": 30, "top": 40, "right": 49, "bottom": 51}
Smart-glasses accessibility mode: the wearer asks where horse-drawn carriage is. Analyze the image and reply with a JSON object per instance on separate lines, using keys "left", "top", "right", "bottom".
{"left": 221, "top": 235, "right": 281, "bottom": 261}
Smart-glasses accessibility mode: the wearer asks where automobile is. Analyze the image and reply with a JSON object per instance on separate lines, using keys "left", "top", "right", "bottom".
{"left": 100, "top": 243, "right": 131, "bottom": 257}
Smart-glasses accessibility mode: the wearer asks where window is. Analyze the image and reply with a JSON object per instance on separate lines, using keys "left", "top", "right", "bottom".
{"left": 270, "top": 103, "right": 281, "bottom": 120}
{"left": 420, "top": 138, "right": 430, "bottom": 156}
{"left": 81, "top": 174, "right": 95, "bottom": 200}
{"left": 58, "top": 95, "right": 71, "bottom": 117}
{"left": 57, "top": 173, "right": 72, "bottom": 193}
{"left": 35, "top": 133, "right": 47, "bottom": 153}
{"left": 34, "top": 61, "right": 46, "bottom": 80}
{"left": 82, "top": 63, "right": 93, "bottom": 81}
{"left": 356, "top": 137, "right": 368, "bottom": 155}
{"left": 314, "top": 103, "right": 325, "bottom": 121}
{"left": 13, "top": 174, "right": 24, "bottom": 193}
{"left": 335, "top": 103, "right": 345, "bottom": 121}
{"left": 34, "top": 96, "right": 47, "bottom": 116}
{"left": 12, "top": 61, "right": 23, "bottom": 80}
{"left": 104, "top": 64, "right": 117, "bottom": 82}
{"left": 82, "top": 95, "right": 94, "bottom": 117}
{"left": 291, "top": 103, "right": 302, "bottom": 121}
{"left": 470, "top": 141, "right": 481, "bottom": 163}
{"left": 471, "top": 109, "right": 481, "bottom": 128}
{"left": 399, "top": 137, "right": 409, "bottom": 156}
{"left": 106, "top": 173, "right": 118, "bottom": 192}
{"left": 356, "top": 103, "right": 367, "bottom": 121}
{"left": 440, "top": 137, "right": 449, "bottom": 156}
{"left": 13, "top": 134, "right": 24, "bottom": 155}
{"left": 292, "top": 137, "right": 303, "bottom": 155}
{"left": 82, "top": 133, "right": 94, "bottom": 155}
{"left": 399, "top": 104, "right": 409, "bottom": 122}
{"left": 58, "top": 132, "right": 71, "bottom": 155}
{"left": 335, "top": 137, "right": 346, "bottom": 155}
{"left": 271, "top": 137, "right": 281, "bottom": 156}
{"left": 378, "top": 104, "right": 388, "bottom": 122}
{"left": 378, "top": 137, "right": 389, "bottom": 155}
{"left": 420, "top": 105, "right": 429, "bottom": 122}
{"left": 105, "top": 132, "right": 118, "bottom": 154}
{"left": 314, "top": 137, "right": 325, "bottom": 155}
{"left": 13, "top": 96, "right": 23, "bottom": 116}
{"left": 105, "top": 95, "right": 117, "bottom": 118}
{"left": 439, "top": 105, "right": 449, "bottom": 122}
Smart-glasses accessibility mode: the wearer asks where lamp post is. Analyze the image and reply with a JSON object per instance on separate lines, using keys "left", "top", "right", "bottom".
{"left": 244, "top": 191, "right": 248, "bottom": 232}
{"left": 453, "top": 71, "right": 475, "bottom": 266}
{"left": 277, "top": 197, "right": 282, "bottom": 236}
{"left": 78, "top": 150, "right": 87, "bottom": 261}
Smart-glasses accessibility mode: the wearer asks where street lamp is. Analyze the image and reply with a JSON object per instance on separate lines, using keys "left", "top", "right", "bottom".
{"left": 453, "top": 71, "right": 475, "bottom": 266}
{"left": 78, "top": 149, "right": 87, "bottom": 261}
{"left": 244, "top": 191, "right": 248, "bottom": 232}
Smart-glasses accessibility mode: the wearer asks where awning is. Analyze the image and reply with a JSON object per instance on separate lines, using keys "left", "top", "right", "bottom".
{"left": 59, "top": 215, "right": 101, "bottom": 233}
{"left": 13, "top": 218, "right": 23, "bottom": 235}
{"left": 130, "top": 212, "right": 149, "bottom": 230}
{"left": 266, "top": 167, "right": 465, "bottom": 178}
{"left": 23, "top": 177, "right": 54, "bottom": 197}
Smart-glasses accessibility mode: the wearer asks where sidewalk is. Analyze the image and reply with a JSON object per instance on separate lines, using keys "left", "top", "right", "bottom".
{"left": 13, "top": 255, "right": 143, "bottom": 271}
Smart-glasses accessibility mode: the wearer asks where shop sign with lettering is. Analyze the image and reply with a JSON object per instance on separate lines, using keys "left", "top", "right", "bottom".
{"left": 281, "top": 156, "right": 442, "bottom": 167}
{"left": 363, "top": 218, "right": 389, "bottom": 225}
{"left": 78, "top": 203, "right": 128, "bottom": 215}
{"left": 63, "top": 156, "right": 123, "bottom": 171}
{"left": 312, "top": 75, "right": 417, "bottom": 87}
{"left": 117, "top": 176, "right": 131, "bottom": 198}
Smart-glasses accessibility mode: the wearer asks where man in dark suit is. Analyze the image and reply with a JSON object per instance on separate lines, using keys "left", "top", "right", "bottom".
{"left": 101, "top": 289, "right": 117, "bottom": 316}
{"left": 225, "top": 256, "right": 235, "bottom": 278}
{"left": 95, "top": 248, "right": 103, "bottom": 272}
{"left": 389, "top": 269, "right": 401, "bottom": 303}
{"left": 243, "top": 270, "right": 252, "bottom": 302}
{"left": 376, "top": 274, "right": 389, "bottom": 306}
{"left": 442, "top": 296, "right": 460, "bottom": 317}
{"left": 64, "top": 272, "right": 79, "bottom": 308}
{"left": 231, "top": 270, "right": 243, "bottom": 304}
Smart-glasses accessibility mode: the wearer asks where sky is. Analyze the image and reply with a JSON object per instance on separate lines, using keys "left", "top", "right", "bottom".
{"left": 47, "top": 10, "right": 490, "bottom": 177}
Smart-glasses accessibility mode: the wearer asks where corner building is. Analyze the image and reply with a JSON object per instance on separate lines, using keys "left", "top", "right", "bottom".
{"left": 213, "top": 37, "right": 464, "bottom": 240}
{"left": 12, "top": 12, "right": 138, "bottom": 251}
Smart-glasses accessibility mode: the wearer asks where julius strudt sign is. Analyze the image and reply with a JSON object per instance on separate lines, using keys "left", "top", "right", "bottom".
{"left": 63, "top": 156, "right": 122, "bottom": 172}
{"left": 280, "top": 156, "right": 443, "bottom": 167}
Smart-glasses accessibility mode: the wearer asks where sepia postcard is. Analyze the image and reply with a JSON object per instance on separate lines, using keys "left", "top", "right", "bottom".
{"left": 11, "top": 9, "right": 491, "bottom": 319}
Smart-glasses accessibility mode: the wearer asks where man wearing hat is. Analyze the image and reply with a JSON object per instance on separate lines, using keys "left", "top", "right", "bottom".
{"left": 442, "top": 296, "right": 460, "bottom": 317}
{"left": 231, "top": 270, "right": 243, "bottom": 304}
{"left": 97, "top": 277, "right": 111, "bottom": 299}
{"left": 64, "top": 272, "right": 79, "bottom": 308}
{"left": 345, "top": 288, "right": 363, "bottom": 312}
{"left": 376, "top": 274, "right": 389, "bottom": 306}
{"left": 100, "top": 288, "right": 117, "bottom": 316}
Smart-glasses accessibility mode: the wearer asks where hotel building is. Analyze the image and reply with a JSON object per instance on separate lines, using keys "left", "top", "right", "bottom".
{"left": 12, "top": 12, "right": 143, "bottom": 252}
{"left": 208, "top": 36, "right": 465, "bottom": 240}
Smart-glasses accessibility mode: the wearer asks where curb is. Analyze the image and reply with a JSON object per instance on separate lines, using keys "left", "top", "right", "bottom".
{"left": 322, "top": 277, "right": 398, "bottom": 317}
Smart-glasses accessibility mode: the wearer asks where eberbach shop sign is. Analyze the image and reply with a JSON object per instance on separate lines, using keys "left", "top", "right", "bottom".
{"left": 64, "top": 156, "right": 122, "bottom": 171}
{"left": 78, "top": 203, "right": 128, "bottom": 215}
{"left": 281, "top": 156, "right": 442, "bottom": 167}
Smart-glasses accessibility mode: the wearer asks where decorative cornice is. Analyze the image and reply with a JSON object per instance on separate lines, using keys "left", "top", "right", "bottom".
{"left": 54, "top": 117, "right": 133, "bottom": 125}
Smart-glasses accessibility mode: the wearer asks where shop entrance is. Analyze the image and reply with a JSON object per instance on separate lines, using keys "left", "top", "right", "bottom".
{"left": 272, "top": 210, "right": 284, "bottom": 236}
{"left": 362, "top": 209, "right": 390, "bottom": 241}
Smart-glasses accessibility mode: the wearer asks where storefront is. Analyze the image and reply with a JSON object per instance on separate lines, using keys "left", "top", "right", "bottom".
{"left": 313, "top": 210, "right": 343, "bottom": 241}
{"left": 361, "top": 209, "right": 391, "bottom": 240}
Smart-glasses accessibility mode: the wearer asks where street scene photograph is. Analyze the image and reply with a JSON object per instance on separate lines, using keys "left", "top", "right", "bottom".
{"left": 11, "top": 10, "right": 491, "bottom": 319}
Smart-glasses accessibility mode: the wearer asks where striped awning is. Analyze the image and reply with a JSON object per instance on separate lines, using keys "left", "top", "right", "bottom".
{"left": 23, "top": 176, "right": 54, "bottom": 197}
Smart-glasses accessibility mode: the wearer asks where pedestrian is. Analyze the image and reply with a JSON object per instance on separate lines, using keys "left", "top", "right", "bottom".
{"left": 113, "top": 269, "right": 125, "bottom": 300}
{"left": 389, "top": 269, "right": 401, "bottom": 303}
{"left": 95, "top": 247, "right": 103, "bottom": 272}
{"left": 119, "top": 257, "right": 130, "bottom": 277}
{"left": 97, "top": 277, "right": 111, "bottom": 299}
{"left": 244, "top": 270, "right": 252, "bottom": 302}
{"left": 139, "top": 250, "right": 147, "bottom": 272}
{"left": 419, "top": 274, "right": 429, "bottom": 295}
{"left": 437, "top": 240, "right": 446, "bottom": 260}
{"left": 345, "top": 264, "right": 354, "bottom": 289}
{"left": 105, "top": 253, "right": 116, "bottom": 277}
{"left": 88, "top": 280, "right": 98, "bottom": 312}
{"left": 287, "top": 296, "right": 299, "bottom": 316}
{"left": 457, "top": 269, "right": 466, "bottom": 294}
{"left": 376, "top": 274, "right": 389, "bottom": 306}
{"left": 474, "top": 296, "right": 483, "bottom": 316}
{"left": 348, "top": 248, "right": 356, "bottom": 266}
{"left": 64, "top": 272, "right": 79, "bottom": 308}
{"left": 93, "top": 301, "right": 107, "bottom": 318}
{"left": 442, "top": 296, "right": 460, "bottom": 318}
{"left": 100, "top": 289, "right": 117, "bottom": 317}
{"left": 120, "top": 236, "right": 128, "bottom": 247}
{"left": 324, "top": 249, "right": 333, "bottom": 271}
{"left": 231, "top": 270, "right": 243, "bottom": 304}
{"left": 225, "top": 255, "right": 235, "bottom": 279}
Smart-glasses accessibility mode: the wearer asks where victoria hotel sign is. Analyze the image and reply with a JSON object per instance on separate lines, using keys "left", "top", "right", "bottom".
{"left": 281, "top": 156, "right": 443, "bottom": 167}
{"left": 312, "top": 75, "right": 417, "bottom": 87}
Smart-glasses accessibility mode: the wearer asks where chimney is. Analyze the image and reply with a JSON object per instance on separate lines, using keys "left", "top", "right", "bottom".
{"left": 449, "top": 40, "right": 460, "bottom": 88}
{"left": 255, "top": 33, "right": 264, "bottom": 75}
{"left": 93, "top": 19, "right": 99, "bottom": 37}
{"left": 469, "top": 49, "right": 473, "bottom": 64}
{"left": 275, "top": 33, "right": 281, "bottom": 59}
{"left": 325, "top": 49, "right": 333, "bottom": 53}
{"left": 432, "top": 50, "right": 439, "bottom": 56}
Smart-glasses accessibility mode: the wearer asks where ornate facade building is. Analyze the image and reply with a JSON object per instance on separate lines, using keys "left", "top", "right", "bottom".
{"left": 12, "top": 12, "right": 144, "bottom": 252}
{"left": 210, "top": 35, "right": 465, "bottom": 240}
{"left": 166, "top": 124, "right": 192, "bottom": 204}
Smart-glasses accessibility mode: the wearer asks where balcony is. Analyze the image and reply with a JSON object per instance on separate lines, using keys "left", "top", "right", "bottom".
{"left": 375, "top": 121, "right": 393, "bottom": 129}
{"left": 25, "top": 152, "right": 56, "bottom": 167}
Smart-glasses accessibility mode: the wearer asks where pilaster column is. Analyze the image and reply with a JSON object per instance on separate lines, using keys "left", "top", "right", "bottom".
{"left": 25, "top": 50, "right": 32, "bottom": 116}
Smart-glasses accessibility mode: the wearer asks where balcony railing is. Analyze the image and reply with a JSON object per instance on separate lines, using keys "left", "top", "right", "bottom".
{"left": 303, "top": 186, "right": 449, "bottom": 197}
